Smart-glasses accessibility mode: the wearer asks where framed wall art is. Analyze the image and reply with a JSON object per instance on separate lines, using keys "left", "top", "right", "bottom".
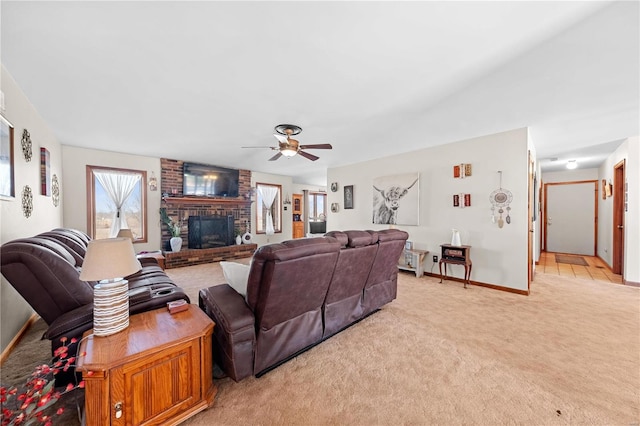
{"left": 372, "top": 173, "right": 419, "bottom": 225}
{"left": 40, "top": 147, "right": 51, "bottom": 196}
{"left": 0, "top": 115, "right": 15, "bottom": 199}
{"left": 344, "top": 185, "right": 354, "bottom": 209}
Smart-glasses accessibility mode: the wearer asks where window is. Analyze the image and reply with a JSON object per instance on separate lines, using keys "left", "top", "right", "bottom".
{"left": 87, "top": 165, "right": 147, "bottom": 242}
{"left": 256, "top": 182, "right": 281, "bottom": 234}
{"left": 308, "top": 192, "right": 327, "bottom": 222}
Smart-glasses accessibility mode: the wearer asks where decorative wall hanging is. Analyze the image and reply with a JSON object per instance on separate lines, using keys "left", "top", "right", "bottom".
{"left": 331, "top": 202, "right": 339, "bottom": 213}
{"left": 148, "top": 172, "right": 158, "bottom": 191}
{"left": 22, "top": 185, "right": 33, "bottom": 218}
{"left": 40, "top": 148, "right": 51, "bottom": 196}
{"left": 453, "top": 193, "right": 471, "bottom": 208}
{"left": 372, "top": 173, "right": 419, "bottom": 225}
{"left": 21, "top": 129, "right": 32, "bottom": 162}
{"left": 605, "top": 180, "right": 612, "bottom": 198}
{"left": 453, "top": 163, "right": 472, "bottom": 178}
{"left": 0, "top": 115, "right": 15, "bottom": 199}
{"left": 51, "top": 174, "right": 60, "bottom": 207}
{"left": 344, "top": 185, "right": 354, "bottom": 209}
{"left": 330, "top": 182, "right": 338, "bottom": 192}
{"left": 489, "top": 171, "right": 512, "bottom": 228}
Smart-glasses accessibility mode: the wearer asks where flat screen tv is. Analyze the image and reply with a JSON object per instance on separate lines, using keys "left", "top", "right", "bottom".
{"left": 183, "top": 162, "right": 239, "bottom": 197}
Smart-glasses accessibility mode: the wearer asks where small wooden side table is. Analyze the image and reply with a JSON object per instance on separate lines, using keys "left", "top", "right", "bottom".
{"left": 439, "top": 244, "right": 472, "bottom": 288}
{"left": 77, "top": 305, "right": 216, "bottom": 426}
{"left": 398, "top": 249, "right": 429, "bottom": 278}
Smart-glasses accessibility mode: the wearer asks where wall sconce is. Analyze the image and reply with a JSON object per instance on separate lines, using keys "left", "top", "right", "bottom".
{"left": 79, "top": 238, "right": 142, "bottom": 336}
{"left": 148, "top": 172, "right": 158, "bottom": 191}
{"left": 283, "top": 194, "right": 292, "bottom": 205}
{"left": 566, "top": 160, "right": 578, "bottom": 170}
{"left": 331, "top": 203, "right": 339, "bottom": 213}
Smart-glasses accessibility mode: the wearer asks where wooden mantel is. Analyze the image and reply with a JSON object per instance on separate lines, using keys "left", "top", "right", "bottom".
{"left": 163, "top": 196, "right": 252, "bottom": 207}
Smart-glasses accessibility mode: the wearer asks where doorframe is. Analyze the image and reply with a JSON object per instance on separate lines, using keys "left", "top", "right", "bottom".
{"left": 543, "top": 180, "right": 598, "bottom": 254}
{"left": 527, "top": 152, "right": 534, "bottom": 292}
{"left": 612, "top": 160, "right": 625, "bottom": 275}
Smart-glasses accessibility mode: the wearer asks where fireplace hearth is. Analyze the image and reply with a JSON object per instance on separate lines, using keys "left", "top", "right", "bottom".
{"left": 188, "top": 215, "right": 235, "bottom": 249}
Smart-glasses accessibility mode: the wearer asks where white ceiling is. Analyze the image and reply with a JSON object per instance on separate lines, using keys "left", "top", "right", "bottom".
{"left": 2, "top": 1, "right": 638, "bottom": 185}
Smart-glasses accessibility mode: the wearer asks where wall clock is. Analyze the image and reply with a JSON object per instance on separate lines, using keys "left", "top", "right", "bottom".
{"left": 21, "top": 129, "right": 32, "bottom": 162}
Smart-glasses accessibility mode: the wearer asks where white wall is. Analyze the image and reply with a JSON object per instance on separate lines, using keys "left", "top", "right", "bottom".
{"left": 61, "top": 146, "right": 163, "bottom": 252}
{"left": 327, "top": 128, "right": 530, "bottom": 292}
{"left": 543, "top": 168, "right": 599, "bottom": 183}
{"left": 1, "top": 66, "right": 63, "bottom": 352}
{"left": 598, "top": 137, "right": 639, "bottom": 284}
{"left": 624, "top": 137, "right": 639, "bottom": 284}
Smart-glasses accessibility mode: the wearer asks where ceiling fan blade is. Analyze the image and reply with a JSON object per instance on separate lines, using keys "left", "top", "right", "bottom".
{"left": 298, "top": 150, "right": 319, "bottom": 161}
{"left": 299, "top": 144, "right": 332, "bottom": 150}
{"left": 268, "top": 152, "right": 283, "bottom": 161}
{"left": 273, "top": 133, "right": 288, "bottom": 143}
{"left": 242, "top": 146, "right": 274, "bottom": 149}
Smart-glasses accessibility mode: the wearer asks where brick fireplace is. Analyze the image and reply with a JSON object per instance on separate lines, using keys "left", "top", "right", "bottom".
{"left": 160, "top": 158, "right": 256, "bottom": 268}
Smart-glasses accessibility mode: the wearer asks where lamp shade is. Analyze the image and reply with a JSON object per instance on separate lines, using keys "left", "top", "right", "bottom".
{"left": 79, "top": 237, "right": 141, "bottom": 281}
{"left": 116, "top": 228, "right": 134, "bottom": 241}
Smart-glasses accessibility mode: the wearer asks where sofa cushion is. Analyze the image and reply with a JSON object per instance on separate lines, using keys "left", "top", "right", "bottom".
{"left": 220, "top": 261, "right": 251, "bottom": 300}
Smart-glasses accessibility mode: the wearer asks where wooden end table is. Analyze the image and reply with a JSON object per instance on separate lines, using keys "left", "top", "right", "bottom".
{"left": 439, "top": 244, "right": 472, "bottom": 288}
{"left": 76, "top": 305, "right": 216, "bottom": 426}
{"left": 398, "top": 248, "right": 429, "bottom": 278}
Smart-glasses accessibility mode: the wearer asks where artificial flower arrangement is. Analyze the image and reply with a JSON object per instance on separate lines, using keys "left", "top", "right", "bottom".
{"left": 159, "top": 208, "right": 182, "bottom": 237}
{"left": 1, "top": 337, "right": 87, "bottom": 426}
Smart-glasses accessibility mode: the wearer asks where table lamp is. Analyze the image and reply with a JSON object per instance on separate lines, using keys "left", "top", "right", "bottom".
{"left": 116, "top": 228, "right": 135, "bottom": 242}
{"left": 79, "top": 237, "right": 142, "bottom": 336}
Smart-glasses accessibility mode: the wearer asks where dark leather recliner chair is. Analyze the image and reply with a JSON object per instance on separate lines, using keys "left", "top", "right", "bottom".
{"left": 199, "top": 229, "right": 408, "bottom": 381}
{"left": 1, "top": 229, "right": 189, "bottom": 357}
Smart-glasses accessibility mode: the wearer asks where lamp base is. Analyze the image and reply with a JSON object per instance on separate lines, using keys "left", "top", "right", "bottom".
{"left": 93, "top": 278, "right": 129, "bottom": 336}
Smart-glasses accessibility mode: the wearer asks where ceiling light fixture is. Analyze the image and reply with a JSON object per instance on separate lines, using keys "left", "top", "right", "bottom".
{"left": 566, "top": 160, "right": 578, "bottom": 170}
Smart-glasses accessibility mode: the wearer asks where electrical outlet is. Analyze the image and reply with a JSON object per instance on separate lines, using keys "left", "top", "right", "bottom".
{"left": 432, "top": 255, "right": 438, "bottom": 263}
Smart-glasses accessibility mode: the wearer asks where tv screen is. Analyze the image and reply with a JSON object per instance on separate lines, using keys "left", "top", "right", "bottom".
{"left": 183, "top": 162, "right": 239, "bottom": 197}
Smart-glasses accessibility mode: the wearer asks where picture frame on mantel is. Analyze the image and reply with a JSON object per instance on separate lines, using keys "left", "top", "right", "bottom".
{"left": 0, "top": 115, "right": 15, "bottom": 199}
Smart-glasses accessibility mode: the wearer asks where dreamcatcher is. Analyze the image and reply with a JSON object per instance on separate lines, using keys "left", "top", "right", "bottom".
{"left": 489, "top": 171, "right": 513, "bottom": 228}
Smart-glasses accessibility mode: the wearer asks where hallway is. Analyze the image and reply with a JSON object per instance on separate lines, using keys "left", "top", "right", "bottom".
{"left": 538, "top": 252, "right": 623, "bottom": 284}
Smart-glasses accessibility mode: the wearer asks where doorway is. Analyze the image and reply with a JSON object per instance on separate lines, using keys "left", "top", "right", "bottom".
{"left": 612, "top": 160, "right": 625, "bottom": 276}
{"left": 544, "top": 181, "right": 598, "bottom": 255}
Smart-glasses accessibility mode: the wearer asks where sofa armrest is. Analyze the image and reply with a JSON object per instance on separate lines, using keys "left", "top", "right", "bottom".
{"left": 199, "top": 284, "right": 254, "bottom": 334}
{"left": 199, "top": 284, "right": 256, "bottom": 381}
{"left": 44, "top": 286, "right": 190, "bottom": 340}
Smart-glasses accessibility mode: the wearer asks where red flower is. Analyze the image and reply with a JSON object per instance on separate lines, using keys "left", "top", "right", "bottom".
{"left": 1, "top": 335, "right": 86, "bottom": 425}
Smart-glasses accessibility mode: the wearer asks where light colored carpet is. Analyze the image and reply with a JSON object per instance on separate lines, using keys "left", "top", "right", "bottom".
{"left": 2, "top": 262, "right": 639, "bottom": 425}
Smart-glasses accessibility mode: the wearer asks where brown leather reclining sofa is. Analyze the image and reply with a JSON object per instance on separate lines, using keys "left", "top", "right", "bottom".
{"left": 0, "top": 228, "right": 189, "bottom": 358}
{"left": 199, "top": 229, "right": 408, "bottom": 381}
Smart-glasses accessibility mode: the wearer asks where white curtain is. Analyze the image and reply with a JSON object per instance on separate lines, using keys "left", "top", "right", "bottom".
{"left": 258, "top": 185, "right": 279, "bottom": 235}
{"left": 95, "top": 171, "right": 141, "bottom": 237}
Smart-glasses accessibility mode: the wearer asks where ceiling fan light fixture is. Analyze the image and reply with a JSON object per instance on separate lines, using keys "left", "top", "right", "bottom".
{"left": 281, "top": 148, "right": 297, "bottom": 157}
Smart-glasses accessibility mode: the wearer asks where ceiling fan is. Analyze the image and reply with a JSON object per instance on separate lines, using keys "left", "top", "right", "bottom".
{"left": 242, "top": 124, "right": 332, "bottom": 161}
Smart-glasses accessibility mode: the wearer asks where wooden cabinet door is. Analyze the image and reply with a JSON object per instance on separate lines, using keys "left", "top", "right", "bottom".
{"left": 293, "top": 222, "right": 304, "bottom": 239}
{"left": 292, "top": 194, "right": 302, "bottom": 214}
{"left": 111, "top": 340, "right": 200, "bottom": 426}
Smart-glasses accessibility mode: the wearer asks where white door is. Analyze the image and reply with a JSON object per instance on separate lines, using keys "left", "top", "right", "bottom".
{"left": 546, "top": 182, "right": 595, "bottom": 255}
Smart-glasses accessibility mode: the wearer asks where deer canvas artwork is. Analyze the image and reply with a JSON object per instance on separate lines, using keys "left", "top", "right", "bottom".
{"left": 372, "top": 173, "right": 420, "bottom": 225}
